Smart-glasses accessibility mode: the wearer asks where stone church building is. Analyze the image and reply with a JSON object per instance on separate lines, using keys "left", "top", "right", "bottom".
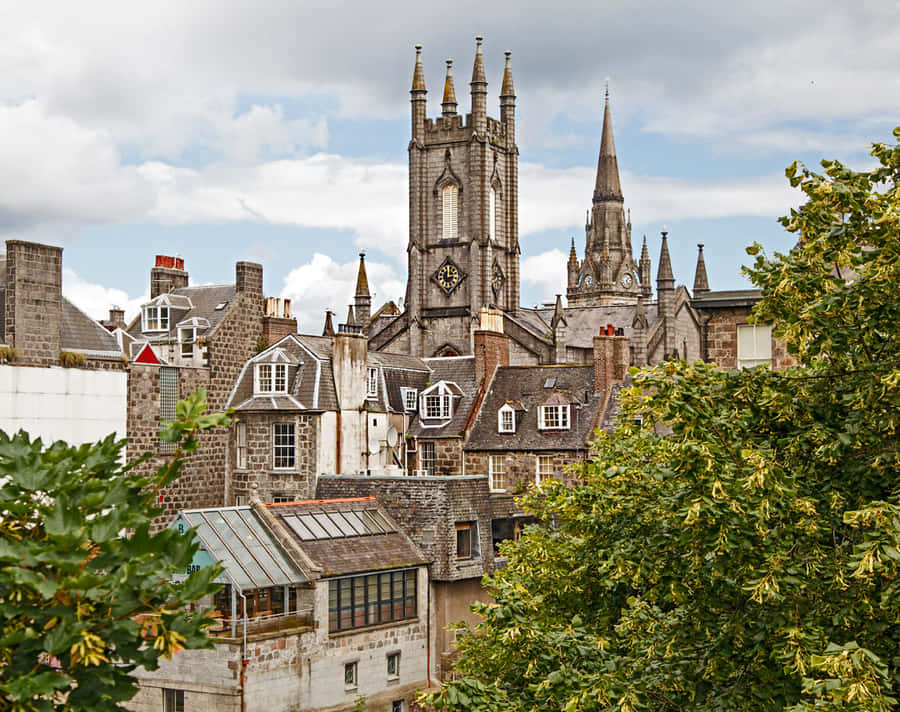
{"left": 368, "top": 38, "right": 709, "bottom": 368}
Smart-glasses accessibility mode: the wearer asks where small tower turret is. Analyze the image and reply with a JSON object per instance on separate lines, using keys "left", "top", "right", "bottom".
{"left": 322, "top": 310, "right": 335, "bottom": 337}
{"left": 470, "top": 36, "right": 487, "bottom": 134}
{"left": 442, "top": 60, "right": 457, "bottom": 119}
{"left": 551, "top": 294, "right": 568, "bottom": 364}
{"left": 693, "top": 243, "right": 710, "bottom": 296}
{"left": 500, "top": 51, "right": 516, "bottom": 140}
{"left": 567, "top": 237, "right": 580, "bottom": 289}
{"left": 410, "top": 45, "right": 427, "bottom": 141}
{"left": 345, "top": 304, "right": 357, "bottom": 329}
{"left": 656, "top": 229, "right": 676, "bottom": 357}
{"left": 639, "top": 235, "right": 652, "bottom": 298}
{"left": 354, "top": 252, "right": 371, "bottom": 331}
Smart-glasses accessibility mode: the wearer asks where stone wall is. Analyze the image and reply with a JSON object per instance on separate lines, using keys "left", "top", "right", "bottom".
{"left": 412, "top": 437, "right": 464, "bottom": 477}
{"left": 230, "top": 412, "right": 318, "bottom": 505}
{"left": 131, "top": 574, "right": 429, "bottom": 712}
{"left": 316, "top": 475, "right": 494, "bottom": 583}
{"left": 3, "top": 240, "right": 62, "bottom": 367}
{"left": 702, "top": 307, "right": 794, "bottom": 370}
{"left": 465, "top": 449, "right": 584, "bottom": 494}
{"left": 126, "top": 364, "right": 225, "bottom": 523}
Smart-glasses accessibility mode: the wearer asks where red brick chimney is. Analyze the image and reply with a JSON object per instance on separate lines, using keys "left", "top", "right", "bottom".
{"left": 474, "top": 308, "right": 509, "bottom": 387}
{"left": 150, "top": 254, "right": 188, "bottom": 298}
{"left": 593, "top": 324, "right": 630, "bottom": 397}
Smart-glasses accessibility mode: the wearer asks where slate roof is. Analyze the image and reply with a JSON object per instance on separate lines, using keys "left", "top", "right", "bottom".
{"left": 227, "top": 334, "right": 339, "bottom": 412}
{"left": 517, "top": 303, "right": 661, "bottom": 349}
{"left": 408, "top": 356, "right": 478, "bottom": 439}
{"left": 60, "top": 298, "right": 123, "bottom": 355}
{"left": 227, "top": 334, "right": 428, "bottom": 413}
{"left": 127, "top": 284, "right": 236, "bottom": 341}
{"left": 0, "top": 254, "right": 121, "bottom": 356}
{"left": 268, "top": 498, "right": 428, "bottom": 577}
{"left": 691, "top": 289, "right": 762, "bottom": 308}
{"left": 465, "top": 364, "right": 602, "bottom": 452}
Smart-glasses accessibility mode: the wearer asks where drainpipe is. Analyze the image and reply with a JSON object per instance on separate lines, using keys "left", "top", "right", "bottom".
{"left": 237, "top": 589, "right": 248, "bottom": 712}
{"left": 364, "top": 407, "right": 370, "bottom": 474}
{"left": 426, "top": 573, "right": 432, "bottom": 687}
{"left": 335, "top": 411, "right": 341, "bottom": 473}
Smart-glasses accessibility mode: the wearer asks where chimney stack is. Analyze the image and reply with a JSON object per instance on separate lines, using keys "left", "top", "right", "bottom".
{"left": 593, "top": 327, "right": 630, "bottom": 398}
{"left": 150, "top": 254, "right": 189, "bottom": 299}
{"left": 474, "top": 307, "right": 509, "bottom": 387}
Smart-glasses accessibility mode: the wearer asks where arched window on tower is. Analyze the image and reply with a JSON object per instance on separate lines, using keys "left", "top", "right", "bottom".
{"left": 442, "top": 184, "right": 458, "bottom": 240}
{"left": 489, "top": 187, "right": 497, "bottom": 241}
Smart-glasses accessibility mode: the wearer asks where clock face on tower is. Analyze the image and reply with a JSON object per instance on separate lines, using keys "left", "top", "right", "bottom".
{"left": 491, "top": 262, "right": 504, "bottom": 297}
{"left": 621, "top": 273, "right": 634, "bottom": 289}
{"left": 583, "top": 274, "right": 593, "bottom": 287}
{"left": 433, "top": 258, "right": 465, "bottom": 295}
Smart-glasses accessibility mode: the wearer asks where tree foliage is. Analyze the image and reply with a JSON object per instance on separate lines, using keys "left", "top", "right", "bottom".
{"left": 0, "top": 388, "right": 229, "bottom": 711}
{"left": 425, "top": 130, "right": 900, "bottom": 712}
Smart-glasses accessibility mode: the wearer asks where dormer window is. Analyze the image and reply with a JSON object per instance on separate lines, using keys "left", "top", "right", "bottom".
{"left": 538, "top": 404, "right": 570, "bottom": 430}
{"left": 402, "top": 388, "right": 418, "bottom": 412}
{"left": 420, "top": 381, "right": 461, "bottom": 421}
{"left": 367, "top": 368, "right": 379, "bottom": 399}
{"left": 424, "top": 393, "right": 451, "bottom": 419}
{"left": 142, "top": 305, "right": 169, "bottom": 332}
{"left": 498, "top": 404, "right": 515, "bottom": 433}
{"left": 256, "top": 363, "right": 288, "bottom": 394}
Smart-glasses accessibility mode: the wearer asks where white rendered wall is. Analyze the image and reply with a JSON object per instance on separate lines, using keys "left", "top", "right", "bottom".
{"left": 0, "top": 365, "right": 127, "bottom": 446}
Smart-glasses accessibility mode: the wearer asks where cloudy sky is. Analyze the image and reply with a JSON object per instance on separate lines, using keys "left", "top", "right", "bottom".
{"left": 2, "top": 1, "right": 898, "bottom": 329}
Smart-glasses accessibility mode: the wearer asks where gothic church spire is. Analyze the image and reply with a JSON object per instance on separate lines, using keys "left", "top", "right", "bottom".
{"left": 594, "top": 86, "right": 623, "bottom": 203}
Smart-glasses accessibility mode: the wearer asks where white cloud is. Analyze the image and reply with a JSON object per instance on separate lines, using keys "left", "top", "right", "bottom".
{"left": 520, "top": 249, "right": 567, "bottom": 306}
{"left": 0, "top": 100, "right": 152, "bottom": 235}
{"left": 62, "top": 268, "right": 146, "bottom": 323}
{"left": 139, "top": 154, "right": 408, "bottom": 252}
{"left": 279, "top": 253, "right": 405, "bottom": 332}
{"left": 519, "top": 163, "right": 801, "bottom": 234}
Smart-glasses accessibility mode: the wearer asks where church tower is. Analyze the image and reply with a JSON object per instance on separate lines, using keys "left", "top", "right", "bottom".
{"left": 567, "top": 89, "right": 644, "bottom": 306}
{"left": 406, "top": 38, "right": 520, "bottom": 357}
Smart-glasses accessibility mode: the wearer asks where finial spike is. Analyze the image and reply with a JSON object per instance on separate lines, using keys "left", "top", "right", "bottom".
{"left": 411, "top": 44, "right": 426, "bottom": 93}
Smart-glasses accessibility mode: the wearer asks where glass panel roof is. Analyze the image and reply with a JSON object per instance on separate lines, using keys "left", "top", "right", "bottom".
{"left": 326, "top": 512, "right": 358, "bottom": 537}
{"left": 277, "top": 508, "right": 396, "bottom": 541}
{"left": 179, "top": 508, "right": 306, "bottom": 592}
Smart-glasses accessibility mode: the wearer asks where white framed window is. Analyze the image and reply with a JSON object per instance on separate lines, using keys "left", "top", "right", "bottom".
{"left": 498, "top": 404, "right": 515, "bottom": 433}
{"left": 419, "top": 441, "right": 435, "bottom": 477}
{"left": 536, "top": 455, "right": 554, "bottom": 485}
{"left": 142, "top": 305, "right": 169, "bottom": 332}
{"left": 178, "top": 327, "right": 195, "bottom": 357}
{"left": 387, "top": 651, "right": 400, "bottom": 679}
{"left": 489, "top": 454, "right": 507, "bottom": 492}
{"left": 236, "top": 422, "right": 247, "bottom": 469}
{"left": 538, "top": 404, "right": 570, "bottom": 430}
{"left": 424, "top": 394, "right": 450, "bottom": 419}
{"left": 344, "top": 661, "right": 358, "bottom": 688}
{"left": 441, "top": 183, "right": 458, "bottom": 240}
{"left": 256, "top": 363, "right": 288, "bottom": 394}
{"left": 489, "top": 187, "right": 497, "bottom": 240}
{"left": 402, "top": 387, "right": 418, "bottom": 412}
{"left": 273, "top": 423, "right": 295, "bottom": 469}
{"left": 737, "top": 324, "right": 772, "bottom": 369}
{"left": 367, "top": 367, "right": 379, "bottom": 398}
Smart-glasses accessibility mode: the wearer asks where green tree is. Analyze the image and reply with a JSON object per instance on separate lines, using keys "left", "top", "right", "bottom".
{"left": 0, "top": 388, "right": 229, "bottom": 711}
{"left": 425, "top": 130, "right": 900, "bottom": 712}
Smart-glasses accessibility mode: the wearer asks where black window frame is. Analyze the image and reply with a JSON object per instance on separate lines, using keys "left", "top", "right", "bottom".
{"left": 328, "top": 568, "right": 418, "bottom": 633}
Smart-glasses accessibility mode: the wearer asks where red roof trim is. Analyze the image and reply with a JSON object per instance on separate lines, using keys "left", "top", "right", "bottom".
{"left": 265, "top": 496, "right": 376, "bottom": 508}
{"left": 133, "top": 343, "right": 161, "bottom": 365}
